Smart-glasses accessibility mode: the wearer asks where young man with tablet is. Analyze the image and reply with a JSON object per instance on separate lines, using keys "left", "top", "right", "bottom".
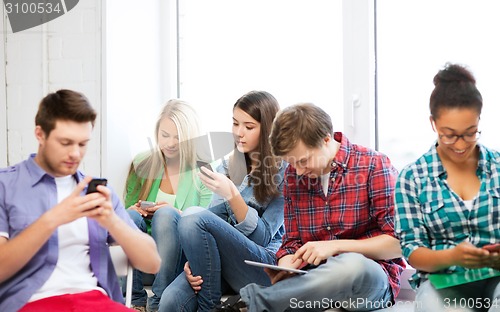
{"left": 237, "top": 103, "right": 405, "bottom": 312}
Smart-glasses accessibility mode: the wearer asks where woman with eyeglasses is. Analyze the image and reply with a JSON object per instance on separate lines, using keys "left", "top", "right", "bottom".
{"left": 394, "top": 63, "right": 500, "bottom": 312}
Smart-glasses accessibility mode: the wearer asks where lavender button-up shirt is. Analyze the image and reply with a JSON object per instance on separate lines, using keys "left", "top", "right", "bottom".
{"left": 0, "top": 154, "right": 137, "bottom": 312}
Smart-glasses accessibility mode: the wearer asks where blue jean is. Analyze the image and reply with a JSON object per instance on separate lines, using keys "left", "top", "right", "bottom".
{"left": 240, "top": 253, "right": 394, "bottom": 312}
{"left": 128, "top": 207, "right": 185, "bottom": 310}
{"left": 415, "top": 277, "right": 500, "bottom": 312}
{"left": 159, "top": 207, "right": 276, "bottom": 312}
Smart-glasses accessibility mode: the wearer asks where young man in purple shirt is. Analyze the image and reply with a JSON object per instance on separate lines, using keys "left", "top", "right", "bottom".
{"left": 0, "top": 90, "right": 161, "bottom": 312}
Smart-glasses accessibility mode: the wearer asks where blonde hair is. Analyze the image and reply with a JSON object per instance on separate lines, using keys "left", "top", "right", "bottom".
{"left": 128, "top": 99, "right": 202, "bottom": 201}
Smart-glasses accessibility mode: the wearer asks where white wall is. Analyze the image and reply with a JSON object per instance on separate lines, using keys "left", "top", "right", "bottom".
{"left": 342, "top": 0, "right": 376, "bottom": 148}
{"left": 0, "top": 4, "right": 7, "bottom": 168}
{"left": 1, "top": 0, "right": 102, "bottom": 176}
{"left": 1, "top": 0, "right": 376, "bottom": 199}
{"left": 103, "top": 0, "right": 178, "bottom": 199}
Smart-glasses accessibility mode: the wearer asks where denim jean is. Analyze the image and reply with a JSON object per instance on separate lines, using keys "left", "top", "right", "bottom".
{"left": 159, "top": 207, "right": 276, "bottom": 312}
{"left": 128, "top": 207, "right": 185, "bottom": 311}
{"left": 240, "top": 253, "right": 394, "bottom": 312}
{"left": 415, "top": 277, "right": 500, "bottom": 312}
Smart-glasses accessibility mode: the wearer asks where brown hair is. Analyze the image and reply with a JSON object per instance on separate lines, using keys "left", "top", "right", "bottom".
{"left": 270, "top": 103, "right": 333, "bottom": 156}
{"left": 430, "top": 63, "right": 483, "bottom": 119}
{"left": 230, "top": 90, "right": 281, "bottom": 203}
{"left": 35, "top": 89, "right": 97, "bottom": 137}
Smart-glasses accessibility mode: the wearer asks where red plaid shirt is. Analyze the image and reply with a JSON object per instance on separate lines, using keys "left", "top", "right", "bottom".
{"left": 277, "top": 132, "right": 405, "bottom": 299}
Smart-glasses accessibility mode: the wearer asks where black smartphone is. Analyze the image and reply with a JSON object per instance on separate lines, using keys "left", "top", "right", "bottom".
{"left": 86, "top": 178, "right": 108, "bottom": 194}
{"left": 200, "top": 163, "right": 214, "bottom": 179}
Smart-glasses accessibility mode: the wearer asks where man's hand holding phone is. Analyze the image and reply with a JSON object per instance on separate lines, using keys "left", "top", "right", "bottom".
{"left": 82, "top": 177, "right": 119, "bottom": 228}
{"left": 86, "top": 178, "right": 107, "bottom": 195}
{"left": 45, "top": 177, "right": 110, "bottom": 227}
{"left": 84, "top": 178, "right": 108, "bottom": 212}
{"left": 85, "top": 178, "right": 112, "bottom": 210}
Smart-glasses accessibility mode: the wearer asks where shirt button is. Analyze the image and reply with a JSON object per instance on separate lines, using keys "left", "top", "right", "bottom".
{"left": 331, "top": 162, "right": 337, "bottom": 168}
{"left": 326, "top": 226, "right": 331, "bottom": 230}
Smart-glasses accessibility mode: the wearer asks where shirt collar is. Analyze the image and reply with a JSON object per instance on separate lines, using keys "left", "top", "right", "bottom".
{"left": 426, "top": 142, "right": 445, "bottom": 178}
{"left": 427, "top": 141, "right": 494, "bottom": 178}
{"left": 477, "top": 143, "right": 496, "bottom": 175}
{"left": 330, "top": 132, "right": 350, "bottom": 171}
{"left": 25, "top": 153, "right": 82, "bottom": 186}
{"left": 26, "top": 153, "right": 50, "bottom": 186}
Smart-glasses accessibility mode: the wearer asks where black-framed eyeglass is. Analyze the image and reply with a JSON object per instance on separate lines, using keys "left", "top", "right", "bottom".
{"left": 439, "top": 131, "right": 481, "bottom": 145}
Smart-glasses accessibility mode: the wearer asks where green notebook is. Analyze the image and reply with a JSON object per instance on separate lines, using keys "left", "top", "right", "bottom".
{"left": 428, "top": 268, "right": 500, "bottom": 289}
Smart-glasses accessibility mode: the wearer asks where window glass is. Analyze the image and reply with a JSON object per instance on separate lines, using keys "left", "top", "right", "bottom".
{"left": 178, "top": 0, "right": 344, "bottom": 133}
{"left": 377, "top": 0, "right": 500, "bottom": 170}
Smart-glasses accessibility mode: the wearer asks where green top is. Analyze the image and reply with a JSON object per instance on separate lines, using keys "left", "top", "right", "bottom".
{"left": 155, "top": 189, "right": 176, "bottom": 205}
{"left": 124, "top": 152, "right": 213, "bottom": 211}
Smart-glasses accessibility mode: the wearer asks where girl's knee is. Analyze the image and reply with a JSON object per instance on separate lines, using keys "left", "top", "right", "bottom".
{"left": 154, "top": 206, "right": 180, "bottom": 221}
{"left": 127, "top": 209, "right": 145, "bottom": 229}
{"left": 178, "top": 208, "right": 209, "bottom": 236}
{"left": 151, "top": 207, "right": 180, "bottom": 230}
{"left": 182, "top": 205, "right": 207, "bottom": 217}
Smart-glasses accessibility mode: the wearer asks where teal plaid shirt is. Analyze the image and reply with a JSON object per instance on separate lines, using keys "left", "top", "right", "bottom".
{"left": 395, "top": 142, "right": 500, "bottom": 287}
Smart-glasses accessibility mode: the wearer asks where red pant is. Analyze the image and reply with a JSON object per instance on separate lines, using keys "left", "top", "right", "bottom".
{"left": 19, "top": 290, "right": 133, "bottom": 312}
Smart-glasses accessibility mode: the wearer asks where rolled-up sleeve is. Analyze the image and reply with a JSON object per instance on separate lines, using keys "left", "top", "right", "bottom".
{"left": 238, "top": 191, "right": 285, "bottom": 247}
{"left": 276, "top": 177, "right": 302, "bottom": 258}
{"left": 234, "top": 207, "right": 259, "bottom": 235}
{"left": 395, "top": 168, "right": 428, "bottom": 259}
{"left": 369, "top": 154, "right": 398, "bottom": 237}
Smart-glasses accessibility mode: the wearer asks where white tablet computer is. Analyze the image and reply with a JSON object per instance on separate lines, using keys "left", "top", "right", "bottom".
{"left": 244, "top": 260, "right": 308, "bottom": 274}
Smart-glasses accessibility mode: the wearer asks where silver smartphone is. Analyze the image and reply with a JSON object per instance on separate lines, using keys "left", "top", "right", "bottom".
{"left": 140, "top": 201, "right": 156, "bottom": 209}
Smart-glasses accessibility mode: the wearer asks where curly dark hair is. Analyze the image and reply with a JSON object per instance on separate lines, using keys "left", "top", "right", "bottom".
{"left": 430, "top": 63, "right": 482, "bottom": 119}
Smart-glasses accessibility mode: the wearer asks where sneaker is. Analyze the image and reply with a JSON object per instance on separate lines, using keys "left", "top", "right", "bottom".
{"left": 131, "top": 305, "right": 147, "bottom": 312}
{"left": 146, "top": 296, "right": 159, "bottom": 312}
{"left": 210, "top": 294, "right": 246, "bottom": 312}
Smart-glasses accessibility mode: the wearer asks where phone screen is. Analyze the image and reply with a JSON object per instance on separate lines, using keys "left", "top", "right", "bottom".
{"left": 86, "top": 178, "right": 108, "bottom": 194}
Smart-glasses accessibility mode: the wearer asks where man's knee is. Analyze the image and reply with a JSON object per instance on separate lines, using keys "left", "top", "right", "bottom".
{"left": 331, "top": 253, "right": 369, "bottom": 273}
{"left": 324, "top": 253, "right": 384, "bottom": 286}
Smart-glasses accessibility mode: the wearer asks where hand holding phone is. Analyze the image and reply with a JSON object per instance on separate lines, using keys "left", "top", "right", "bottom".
{"left": 140, "top": 201, "right": 156, "bottom": 209}
{"left": 483, "top": 243, "right": 500, "bottom": 253}
{"left": 84, "top": 178, "right": 107, "bottom": 212}
{"left": 86, "top": 178, "right": 108, "bottom": 194}
{"left": 200, "top": 163, "right": 214, "bottom": 179}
